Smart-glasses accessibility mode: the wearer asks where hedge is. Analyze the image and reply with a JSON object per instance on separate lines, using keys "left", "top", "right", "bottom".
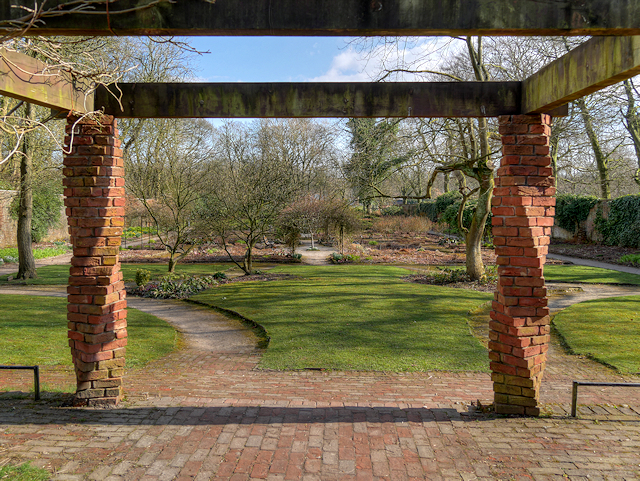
{"left": 596, "top": 194, "right": 640, "bottom": 248}
{"left": 554, "top": 194, "right": 598, "bottom": 232}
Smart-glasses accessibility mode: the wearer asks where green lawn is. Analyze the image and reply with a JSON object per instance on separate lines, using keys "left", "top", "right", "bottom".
{"left": 544, "top": 264, "right": 640, "bottom": 285}
{"left": 0, "top": 295, "right": 179, "bottom": 368}
{"left": 0, "top": 263, "right": 231, "bottom": 286}
{"left": 553, "top": 295, "right": 640, "bottom": 374}
{"left": 193, "top": 265, "right": 492, "bottom": 371}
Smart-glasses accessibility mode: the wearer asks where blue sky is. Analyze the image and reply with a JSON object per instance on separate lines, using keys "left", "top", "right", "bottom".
{"left": 188, "top": 36, "right": 365, "bottom": 82}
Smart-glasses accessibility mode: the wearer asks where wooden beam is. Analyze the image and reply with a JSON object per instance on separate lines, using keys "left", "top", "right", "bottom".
{"left": 0, "top": 48, "right": 93, "bottom": 112}
{"left": 94, "top": 82, "right": 522, "bottom": 119}
{"left": 4, "top": 0, "right": 640, "bottom": 37}
{"left": 523, "top": 36, "right": 640, "bottom": 113}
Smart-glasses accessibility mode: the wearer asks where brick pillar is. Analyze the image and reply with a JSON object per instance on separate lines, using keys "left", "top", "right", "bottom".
{"left": 63, "top": 114, "right": 127, "bottom": 407}
{"left": 490, "top": 114, "right": 555, "bottom": 416}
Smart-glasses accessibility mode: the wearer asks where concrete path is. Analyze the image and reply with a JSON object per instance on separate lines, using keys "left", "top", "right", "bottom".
{"left": 548, "top": 253, "right": 640, "bottom": 275}
{"left": 297, "top": 240, "right": 336, "bottom": 265}
{"left": 2, "top": 252, "right": 640, "bottom": 480}
{"left": 127, "top": 298, "right": 258, "bottom": 353}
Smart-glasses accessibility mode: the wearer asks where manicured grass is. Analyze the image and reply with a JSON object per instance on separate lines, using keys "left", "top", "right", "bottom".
{"left": 553, "top": 295, "right": 640, "bottom": 374}
{"left": 0, "top": 295, "right": 179, "bottom": 368}
{"left": 193, "top": 265, "right": 492, "bottom": 371}
{"left": 0, "top": 263, "right": 231, "bottom": 286}
{"left": 0, "top": 462, "right": 50, "bottom": 481}
{"left": 544, "top": 264, "right": 640, "bottom": 285}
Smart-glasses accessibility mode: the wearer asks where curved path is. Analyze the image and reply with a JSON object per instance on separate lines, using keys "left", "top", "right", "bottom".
{"left": 0, "top": 286, "right": 258, "bottom": 353}
{"left": 2, "top": 257, "right": 640, "bottom": 480}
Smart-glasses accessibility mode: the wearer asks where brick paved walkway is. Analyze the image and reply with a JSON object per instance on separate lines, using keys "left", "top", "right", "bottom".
{"left": 2, "top": 299, "right": 640, "bottom": 480}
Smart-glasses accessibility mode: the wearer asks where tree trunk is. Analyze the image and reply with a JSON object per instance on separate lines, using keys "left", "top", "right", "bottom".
{"left": 310, "top": 232, "right": 315, "bottom": 249}
{"left": 577, "top": 97, "right": 610, "bottom": 199}
{"left": 168, "top": 255, "right": 177, "bottom": 273}
{"left": 16, "top": 102, "right": 37, "bottom": 280}
{"left": 465, "top": 174, "right": 493, "bottom": 281}
{"left": 243, "top": 242, "right": 254, "bottom": 275}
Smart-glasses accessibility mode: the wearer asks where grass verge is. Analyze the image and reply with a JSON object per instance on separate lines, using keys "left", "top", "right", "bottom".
{"left": 544, "top": 265, "right": 640, "bottom": 285}
{"left": 0, "top": 263, "right": 231, "bottom": 286}
{"left": 552, "top": 295, "right": 640, "bottom": 374}
{"left": 0, "top": 462, "right": 50, "bottom": 481}
{"left": 193, "top": 265, "right": 492, "bottom": 371}
{"left": 0, "top": 295, "right": 179, "bottom": 368}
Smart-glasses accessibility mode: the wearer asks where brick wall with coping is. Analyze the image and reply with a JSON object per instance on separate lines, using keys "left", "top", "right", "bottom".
{"left": 63, "top": 113, "right": 127, "bottom": 407}
{"left": 490, "top": 113, "right": 555, "bottom": 416}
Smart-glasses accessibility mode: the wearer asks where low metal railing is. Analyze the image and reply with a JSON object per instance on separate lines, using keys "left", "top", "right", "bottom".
{"left": 571, "top": 381, "right": 640, "bottom": 417}
{"left": 0, "top": 365, "right": 40, "bottom": 400}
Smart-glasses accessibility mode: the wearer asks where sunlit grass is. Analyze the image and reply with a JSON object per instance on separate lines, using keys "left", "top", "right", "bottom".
{"left": 193, "top": 265, "right": 492, "bottom": 371}
{"left": 0, "top": 295, "right": 179, "bottom": 368}
{"left": 0, "top": 263, "right": 231, "bottom": 286}
{"left": 553, "top": 295, "right": 640, "bottom": 374}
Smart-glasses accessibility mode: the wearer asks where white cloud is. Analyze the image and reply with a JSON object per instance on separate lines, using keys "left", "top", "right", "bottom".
{"left": 309, "top": 37, "right": 461, "bottom": 83}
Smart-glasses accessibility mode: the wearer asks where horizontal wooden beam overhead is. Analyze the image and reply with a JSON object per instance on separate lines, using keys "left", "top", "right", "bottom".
{"left": 95, "top": 82, "right": 522, "bottom": 119}
{"left": 0, "top": 48, "right": 93, "bottom": 112}
{"left": 4, "top": 0, "right": 640, "bottom": 37}
{"left": 523, "top": 36, "right": 640, "bottom": 113}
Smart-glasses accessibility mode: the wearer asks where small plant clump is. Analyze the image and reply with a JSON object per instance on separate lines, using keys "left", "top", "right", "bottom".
{"left": 409, "top": 266, "right": 498, "bottom": 288}
{"left": 620, "top": 253, "right": 640, "bottom": 266}
{"left": 330, "top": 253, "right": 361, "bottom": 264}
{"left": 0, "top": 245, "right": 68, "bottom": 264}
{"left": 0, "top": 461, "right": 50, "bottom": 481}
{"left": 131, "top": 273, "right": 225, "bottom": 299}
{"left": 135, "top": 269, "right": 152, "bottom": 286}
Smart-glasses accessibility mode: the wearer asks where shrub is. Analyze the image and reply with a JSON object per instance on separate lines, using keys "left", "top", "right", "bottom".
{"left": 381, "top": 205, "right": 403, "bottom": 216}
{"left": 440, "top": 199, "right": 492, "bottom": 238}
{"left": 135, "top": 269, "right": 152, "bottom": 286}
{"left": 418, "top": 200, "right": 438, "bottom": 222}
{"left": 555, "top": 194, "right": 599, "bottom": 232}
{"left": 372, "top": 215, "right": 432, "bottom": 234}
{"left": 434, "top": 191, "right": 462, "bottom": 217}
{"left": 132, "top": 275, "right": 219, "bottom": 299}
{"left": 596, "top": 194, "right": 640, "bottom": 248}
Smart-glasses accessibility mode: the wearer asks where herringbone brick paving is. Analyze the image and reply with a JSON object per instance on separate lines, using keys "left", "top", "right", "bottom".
{"left": 2, "top": 344, "right": 640, "bottom": 480}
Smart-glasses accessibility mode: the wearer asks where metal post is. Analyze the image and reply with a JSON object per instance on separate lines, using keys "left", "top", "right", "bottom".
{"left": 571, "top": 381, "right": 578, "bottom": 417}
{"left": 33, "top": 365, "right": 40, "bottom": 401}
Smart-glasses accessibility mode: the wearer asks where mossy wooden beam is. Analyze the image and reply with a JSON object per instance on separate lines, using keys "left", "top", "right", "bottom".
{"left": 523, "top": 36, "right": 640, "bottom": 113}
{"left": 94, "top": 82, "right": 521, "bottom": 118}
{"left": 0, "top": 48, "right": 93, "bottom": 112}
{"left": 4, "top": 0, "right": 640, "bottom": 36}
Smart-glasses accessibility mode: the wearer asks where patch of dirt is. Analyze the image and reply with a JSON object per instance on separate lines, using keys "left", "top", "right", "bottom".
{"left": 349, "top": 232, "right": 497, "bottom": 266}
{"left": 119, "top": 244, "right": 299, "bottom": 265}
{"left": 220, "top": 273, "right": 298, "bottom": 284}
{"left": 403, "top": 274, "right": 497, "bottom": 293}
{"left": 549, "top": 241, "right": 639, "bottom": 266}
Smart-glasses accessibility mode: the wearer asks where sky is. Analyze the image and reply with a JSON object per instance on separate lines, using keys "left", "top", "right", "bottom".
{"left": 187, "top": 36, "right": 371, "bottom": 83}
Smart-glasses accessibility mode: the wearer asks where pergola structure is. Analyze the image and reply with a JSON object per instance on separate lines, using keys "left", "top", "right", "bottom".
{"left": 2, "top": 0, "right": 640, "bottom": 415}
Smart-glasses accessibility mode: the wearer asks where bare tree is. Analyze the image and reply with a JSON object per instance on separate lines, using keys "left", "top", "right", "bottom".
{"left": 203, "top": 120, "right": 332, "bottom": 275}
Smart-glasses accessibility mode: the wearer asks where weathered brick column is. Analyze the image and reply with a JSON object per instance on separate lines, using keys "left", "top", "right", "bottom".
{"left": 63, "top": 114, "right": 127, "bottom": 407}
{"left": 490, "top": 114, "right": 555, "bottom": 416}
